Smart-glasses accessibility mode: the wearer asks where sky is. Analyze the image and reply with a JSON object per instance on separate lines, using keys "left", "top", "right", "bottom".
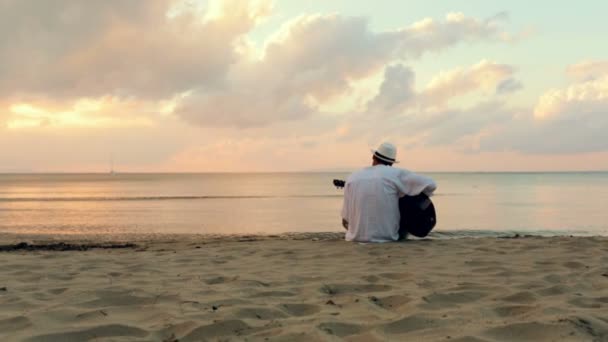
{"left": 1, "top": 0, "right": 608, "bottom": 172}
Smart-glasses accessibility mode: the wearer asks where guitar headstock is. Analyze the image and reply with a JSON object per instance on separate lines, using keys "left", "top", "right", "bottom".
{"left": 333, "top": 179, "right": 345, "bottom": 188}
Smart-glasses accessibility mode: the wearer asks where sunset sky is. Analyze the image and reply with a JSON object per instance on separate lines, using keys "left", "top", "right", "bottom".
{"left": 1, "top": 0, "right": 608, "bottom": 172}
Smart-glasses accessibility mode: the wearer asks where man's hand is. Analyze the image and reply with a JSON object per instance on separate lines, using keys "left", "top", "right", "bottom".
{"left": 342, "top": 219, "right": 349, "bottom": 230}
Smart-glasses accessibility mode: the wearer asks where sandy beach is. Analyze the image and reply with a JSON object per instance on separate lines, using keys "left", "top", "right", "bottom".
{"left": 0, "top": 233, "right": 607, "bottom": 341}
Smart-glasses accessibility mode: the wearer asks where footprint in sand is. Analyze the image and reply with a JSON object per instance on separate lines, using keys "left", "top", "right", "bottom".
{"left": 493, "top": 305, "right": 536, "bottom": 318}
{"left": 279, "top": 303, "right": 321, "bottom": 317}
{"left": 235, "top": 307, "right": 287, "bottom": 320}
{"left": 319, "top": 284, "right": 392, "bottom": 295}
{"left": 499, "top": 291, "right": 537, "bottom": 304}
{"left": 447, "top": 336, "right": 491, "bottom": 342}
{"left": 0, "top": 316, "right": 31, "bottom": 331}
{"left": 543, "top": 273, "right": 564, "bottom": 284}
{"left": 369, "top": 294, "right": 412, "bottom": 310}
{"left": 482, "top": 321, "right": 588, "bottom": 341}
{"left": 25, "top": 324, "right": 148, "bottom": 342}
{"left": 74, "top": 309, "right": 112, "bottom": 321}
{"left": 471, "top": 266, "right": 509, "bottom": 274}
{"left": 268, "top": 332, "right": 322, "bottom": 342}
{"left": 513, "top": 281, "right": 546, "bottom": 291}
{"left": 378, "top": 272, "right": 411, "bottom": 280}
{"left": 206, "top": 298, "right": 251, "bottom": 308}
{"left": 155, "top": 321, "right": 199, "bottom": 342}
{"left": 534, "top": 260, "right": 556, "bottom": 266}
{"left": 568, "top": 296, "right": 606, "bottom": 309}
{"left": 562, "top": 261, "right": 586, "bottom": 269}
{"left": 78, "top": 290, "right": 178, "bottom": 308}
{"left": 204, "top": 276, "right": 238, "bottom": 285}
{"left": 566, "top": 316, "right": 608, "bottom": 340}
{"left": 179, "top": 320, "right": 253, "bottom": 342}
{"left": 465, "top": 260, "right": 500, "bottom": 267}
{"left": 47, "top": 288, "right": 68, "bottom": 295}
{"left": 420, "top": 291, "right": 488, "bottom": 309}
{"left": 317, "top": 322, "right": 363, "bottom": 337}
{"left": 383, "top": 314, "right": 442, "bottom": 334}
{"left": 250, "top": 291, "right": 297, "bottom": 298}
{"left": 361, "top": 275, "right": 380, "bottom": 283}
{"left": 536, "top": 284, "right": 571, "bottom": 296}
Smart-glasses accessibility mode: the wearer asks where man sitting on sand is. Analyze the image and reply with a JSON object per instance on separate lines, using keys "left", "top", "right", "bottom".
{"left": 341, "top": 142, "right": 437, "bottom": 242}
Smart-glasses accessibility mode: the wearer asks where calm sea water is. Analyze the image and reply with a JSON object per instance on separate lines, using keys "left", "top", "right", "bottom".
{"left": 0, "top": 172, "right": 607, "bottom": 237}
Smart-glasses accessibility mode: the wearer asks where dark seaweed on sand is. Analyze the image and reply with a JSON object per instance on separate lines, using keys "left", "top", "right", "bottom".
{"left": 0, "top": 242, "right": 137, "bottom": 252}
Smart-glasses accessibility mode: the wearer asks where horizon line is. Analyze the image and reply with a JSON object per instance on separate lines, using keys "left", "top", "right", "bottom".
{"left": 1, "top": 170, "right": 607, "bottom": 175}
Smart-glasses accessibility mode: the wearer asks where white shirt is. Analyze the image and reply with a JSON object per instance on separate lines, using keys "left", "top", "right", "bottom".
{"left": 341, "top": 165, "right": 437, "bottom": 242}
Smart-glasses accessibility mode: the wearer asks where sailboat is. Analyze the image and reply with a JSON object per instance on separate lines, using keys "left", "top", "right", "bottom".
{"left": 110, "top": 156, "right": 116, "bottom": 176}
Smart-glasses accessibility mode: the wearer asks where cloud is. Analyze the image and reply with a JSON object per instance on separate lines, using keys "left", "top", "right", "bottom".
{"left": 4, "top": 97, "right": 162, "bottom": 129}
{"left": 364, "top": 60, "right": 518, "bottom": 118}
{"left": 366, "top": 64, "right": 416, "bottom": 114}
{"left": 422, "top": 60, "right": 516, "bottom": 106}
{"left": 387, "top": 65, "right": 608, "bottom": 155}
{"left": 496, "top": 78, "right": 523, "bottom": 94}
{"left": 534, "top": 75, "right": 608, "bottom": 120}
{"left": 359, "top": 100, "right": 513, "bottom": 153}
{"left": 476, "top": 69, "right": 608, "bottom": 154}
{"left": 175, "top": 12, "right": 511, "bottom": 127}
{"left": 0, "top": 1, "right": 511, "bottom": 129}
{"left": 566, "top": 60, "right": 608, "bottom": 81}
{"left": 356, "top": 59, "right": 607, "bottom": 155}
{"left": 0, "top": 0, "right": 270, "bottom": 100}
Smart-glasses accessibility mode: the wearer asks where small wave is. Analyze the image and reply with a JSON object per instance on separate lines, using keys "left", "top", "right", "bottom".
{"left": 427, "top": 229, "right": 604, "bottom": 239}
{"left": 0, "top": 194, "right": 344, "bottom": 202}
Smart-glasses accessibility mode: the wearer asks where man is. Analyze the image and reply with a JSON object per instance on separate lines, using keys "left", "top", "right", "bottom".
{"left": 341, "top": 142, "right": 437, "bottom": 242}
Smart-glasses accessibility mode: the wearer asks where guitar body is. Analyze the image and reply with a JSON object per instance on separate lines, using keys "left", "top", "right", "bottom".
{"left": 334, "top": 179, "right": 437, "bottom": 238}
{"left": 398, "top": 192, "right": 436, "bottom": 238}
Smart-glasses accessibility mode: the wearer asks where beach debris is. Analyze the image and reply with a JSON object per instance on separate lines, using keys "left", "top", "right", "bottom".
{"left": 325, "top": 300, "right": 336, "bottom": 306}
{"left": 238, "top": 235, "right": 258, "bottom": 242}
{"left": 212, "top": 305, "right": 219, "bottom": 311}
{"left": 162, "top": 333, "right": 178, "bottom": 342}
{"left": 601, "top": 273, "right": 608, "bottom": 278}
{"left": 562, "top": 317, "right": 602, "bottom": 339}
{"left": 0, "top": 242, "right": 137, "bottom": 252}
{"left": 0, "top": 287, "right": 6, "bottom": 292}
{"left": 321, "top": 284, "right": 336, "bottom": 295}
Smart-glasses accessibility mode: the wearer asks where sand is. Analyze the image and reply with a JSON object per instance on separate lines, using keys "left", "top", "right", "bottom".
{"left": 0, "top": 233, "right": 607, "bottom": 341}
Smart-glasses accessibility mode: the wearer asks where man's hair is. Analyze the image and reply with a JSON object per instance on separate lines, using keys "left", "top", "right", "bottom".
{"left": 373, "top": 155, "right": 393, "bottom": 166}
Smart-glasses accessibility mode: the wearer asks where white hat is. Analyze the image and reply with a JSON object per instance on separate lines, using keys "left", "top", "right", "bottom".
{"left": 371, "top": 142, "right": 399, "bottom": 164}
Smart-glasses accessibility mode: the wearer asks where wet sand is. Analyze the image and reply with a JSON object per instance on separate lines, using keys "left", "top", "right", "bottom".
{"left": 0, "top": 233, "right": 607, "bottom": 341}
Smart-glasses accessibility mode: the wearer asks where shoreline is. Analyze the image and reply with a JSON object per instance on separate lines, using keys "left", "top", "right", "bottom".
{"left": 1, "top": 229, "right": 606, "bottom": 245}
{"left": 1, "top": 235, "right": 607, "bottom": 341}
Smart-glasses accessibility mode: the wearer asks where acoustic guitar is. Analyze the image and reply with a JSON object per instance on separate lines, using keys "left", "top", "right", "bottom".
{"left": 333, "top": 179, "right": 436, "bottom": 238}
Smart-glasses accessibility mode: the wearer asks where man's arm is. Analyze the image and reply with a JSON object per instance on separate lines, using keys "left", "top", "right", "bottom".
{"left": 398, "top": 171, "right": 437, "bottom": 197}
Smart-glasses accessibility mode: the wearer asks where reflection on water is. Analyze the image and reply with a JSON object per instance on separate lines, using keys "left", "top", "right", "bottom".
{"left": 0, "top": 172, "right": 607, "bottom": 236}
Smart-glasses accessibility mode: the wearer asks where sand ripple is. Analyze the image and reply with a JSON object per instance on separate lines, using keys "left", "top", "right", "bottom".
{"left": 0, "top": 235, "right": 606, "bottom": 340}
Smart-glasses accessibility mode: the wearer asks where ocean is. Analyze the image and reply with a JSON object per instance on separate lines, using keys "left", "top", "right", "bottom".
{"left": 0, "top": 172, "right": 607, "bottom": 237}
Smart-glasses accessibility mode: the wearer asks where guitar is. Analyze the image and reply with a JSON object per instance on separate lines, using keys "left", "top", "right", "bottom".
{"left": 333, "top": 179, "right": 436, "bottom": 238}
